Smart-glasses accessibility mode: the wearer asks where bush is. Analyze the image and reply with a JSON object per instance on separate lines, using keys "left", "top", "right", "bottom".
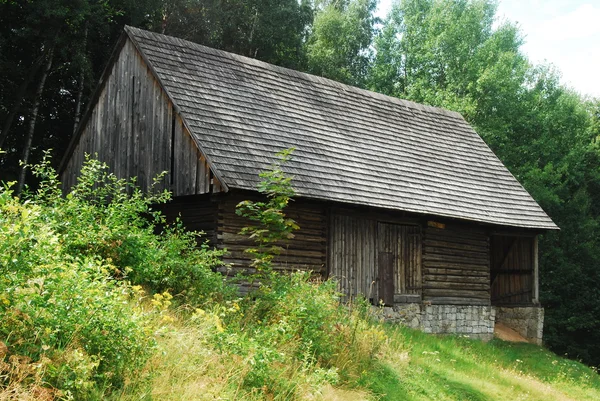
{"left": 0, "top": 182, "right": 152, "bottom": 397}
{"left": 30, "top": 155, "right": 229, "bottom": 304}
{"left": 211, "top": 272, "right": 386, "bottom": 398}
{"left": 0, "top": 154, "right": 231, "bottom": 398}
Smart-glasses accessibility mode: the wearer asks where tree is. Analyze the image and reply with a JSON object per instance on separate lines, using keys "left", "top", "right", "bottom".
{"left": 370, "top": 0, "right": 528, "bottom": 126}
{"left": 236, "top": 148, "right": 299, "bottom": 275}
{"left": 157, "top": 0, "right": 314, "bottom": 69}
{"left": 305, "top": 0, "right": 378, "bottom": 87}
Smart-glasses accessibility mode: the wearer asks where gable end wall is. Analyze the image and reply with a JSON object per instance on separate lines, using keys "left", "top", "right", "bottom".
{"left": 61, "top": 38, "right": 216, "bottom": 196}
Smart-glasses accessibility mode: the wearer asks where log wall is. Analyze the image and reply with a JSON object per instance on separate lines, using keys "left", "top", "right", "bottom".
{"left": 216, "top": 192, "right": 327, "bottom": 275}
{"left": 61, "top": 38, "right": 218, "bottom": 195}
{"left": 154, "top": 194, "right": 218, "bottom": 245}
{"left": 422, "top": 223, "right": 491, "bottom": 305}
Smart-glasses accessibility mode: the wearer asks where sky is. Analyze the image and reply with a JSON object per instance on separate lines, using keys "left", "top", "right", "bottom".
{"left": 376, "top": 0, "right": 600, "bottom": 99}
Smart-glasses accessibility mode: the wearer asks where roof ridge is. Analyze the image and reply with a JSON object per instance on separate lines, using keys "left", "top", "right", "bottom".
{"left": 123, "top": 25, "right": 464, "bottom": 120}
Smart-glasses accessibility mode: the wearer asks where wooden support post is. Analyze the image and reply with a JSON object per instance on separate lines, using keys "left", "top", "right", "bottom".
{"left": 533, "top": 235, "right": 539, "bottom": 304}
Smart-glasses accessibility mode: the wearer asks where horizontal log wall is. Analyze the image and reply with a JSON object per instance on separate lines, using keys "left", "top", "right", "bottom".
{"left": 61, "top": 38, "right": 215, "bottom": 196}
{"left": 153, "top": 195, "right": 218, "bottom": 245}
{"left": 217, "top": 193, "right": 327, "bottom": 275}
{"left": 422, "top": 223, "right": 490, "bottom": 305}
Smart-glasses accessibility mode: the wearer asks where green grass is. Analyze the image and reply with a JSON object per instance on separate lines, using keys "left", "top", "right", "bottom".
{"left": 357, "top": 324, "right": 600, "bottom": 401}
{"left": 113, "top": 314, "right": 600, "bottom": 401}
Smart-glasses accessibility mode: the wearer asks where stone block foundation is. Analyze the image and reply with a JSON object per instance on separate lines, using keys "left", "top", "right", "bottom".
{"left": 495, "top": 306, "right": 544, "bottom": 345}
{"left": 373, "top": 304, "right": 496, "bottom": 341}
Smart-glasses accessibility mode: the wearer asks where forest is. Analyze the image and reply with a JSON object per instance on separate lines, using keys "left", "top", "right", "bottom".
{"left": 1, "top": 0, "right": 599, "bottom": 370}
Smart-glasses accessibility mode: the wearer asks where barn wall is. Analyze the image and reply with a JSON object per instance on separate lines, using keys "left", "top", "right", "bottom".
{"left": 329, "top": 213, "right": 377, "bottom": 300}
{"left": 153, "top": 194, "right": 218, "bottom": 245}
{"left": 422, "top": 222, "right": 491, "bottom": 305}
{"left": 216, "top": 192, "right": 327, "bottom": 277}
{"left": 328, "top": 208, "right": 422, "bottom": 304}
{"left": 61, "top": 38, "right": 215, "bottom": 196}
{"left": 490, "top": 235, "right": 535, "bottom": 305}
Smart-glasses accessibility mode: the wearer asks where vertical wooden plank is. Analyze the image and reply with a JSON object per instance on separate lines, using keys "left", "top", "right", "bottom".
{"left": 378, "top": 252, "right": 394, "bottom": 306}
{"left": 137, "top": 63, "right": 147, "bottom": 188}
{"left": 152, "top": 81, "right": 162, "bottom": 188}
{"left": 188, "top": 135, "right": 197, "bottom": 194}
{"left": 533, "top": 235, "right": 539, "bottom": 304}
{"left": 163, "top": 102, "right": 172, "bottom": 191}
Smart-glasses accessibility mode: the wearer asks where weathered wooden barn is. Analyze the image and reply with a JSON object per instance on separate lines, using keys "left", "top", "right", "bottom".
{"left": 60, "top": 26, "right": 558, "bottom": 343}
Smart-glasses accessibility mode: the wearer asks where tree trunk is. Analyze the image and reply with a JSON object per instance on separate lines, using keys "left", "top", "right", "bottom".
{"left": 72, "top": 23, "right": 89, "bottom": 134}
{"left": 0, "top": 55, "right": 44, "bottom": 150}
{"left": 16, "top": 46, "right": 55, "bottom": 196}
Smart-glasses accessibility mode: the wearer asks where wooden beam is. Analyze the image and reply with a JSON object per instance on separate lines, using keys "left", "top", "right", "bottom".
{"left": 533, "top": 235, "right": 539, "bottom": 304}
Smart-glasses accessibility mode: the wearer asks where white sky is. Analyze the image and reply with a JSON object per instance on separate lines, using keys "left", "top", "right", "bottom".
{"left": 376, "top": 0, "right": 600, "bottom": 99}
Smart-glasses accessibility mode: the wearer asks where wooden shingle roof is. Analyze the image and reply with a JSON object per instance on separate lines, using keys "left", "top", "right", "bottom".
{"left": 125, "top": 26, "right": 557, "bottom": 230}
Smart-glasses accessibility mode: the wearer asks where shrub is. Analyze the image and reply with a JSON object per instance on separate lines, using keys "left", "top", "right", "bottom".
{"left": 1, "top": 153, "right": 232, "bottom": 398}
{"left": 30, "top": 153, "right": 229, "bottom": 304}
{"left": 0, "top": 181, "right": 153, "bottom": 397}
{"left": 210, "top": 272, "right": 386, "bottom": 398}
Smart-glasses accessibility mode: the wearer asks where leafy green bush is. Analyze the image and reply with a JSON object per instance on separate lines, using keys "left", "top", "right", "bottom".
{"left": 0, "top": 181, "right": 152, "bottom": 397}
{"left": 210, "top": 272, "right": 386, "bottom": 398}
{"left": 31, "top": 154, "right": 229, "bottom": 304}
{"left": 0, "top": 154, "right": 231, "bottom": 398}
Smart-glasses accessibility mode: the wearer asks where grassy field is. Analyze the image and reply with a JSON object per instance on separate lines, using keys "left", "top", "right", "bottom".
{"left": 360, "top": 326, "right": 600, "bottom": 401}
{"left": 115, "top": 312, "right": 600, "bottom": 401}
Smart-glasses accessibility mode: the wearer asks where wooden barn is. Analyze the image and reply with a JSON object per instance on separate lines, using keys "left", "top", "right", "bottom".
{"left": 60, "top": 26, "right": 558, "bottom": 343}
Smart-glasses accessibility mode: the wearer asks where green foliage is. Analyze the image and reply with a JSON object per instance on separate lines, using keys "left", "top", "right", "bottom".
{"left": 158, "top": 0, "right": 314, "bottom": 69}
{"left": 236, "top": 148, "right": 299, "bottom": 273}
{"left": 0, "top": 154, "right": 230, "bottom": 398}
{"left": 369, "top": 0, "right": 528, "bottom": 123}
{"left": 305, "top": 0, "right": 378, "bottom": 86}
{"left": 212, "top": 271, "right": 386, "bottom": 398}
{"left": 0, "top": 181, "right": 153, "bottom": 397}
{"left": 32, "top": 153, "right": 228, "bottom": 303}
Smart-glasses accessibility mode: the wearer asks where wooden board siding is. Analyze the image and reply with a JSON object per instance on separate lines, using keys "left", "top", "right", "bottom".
{"left": 216, "top": 193, "right": 327, "bottom": 275}
{"left": 378, "top": 223, "right": 422, "bottom": 302}
{"left": 61, "top": 38, "right": 214, "bottom": 196}
{"left": 329, "top": 211, "right": 422, "bottom": 304}
{"left": 329, "top": 213, "right": 377, "bottom": 301}
{"left": 490, "top": 235, "right": 534, "bottom": 305}
{"left": 422, "top": 224, "right": 490, "bottom": 305}
{"left": 153, "top": 195, "right": 218, "bottom": 245}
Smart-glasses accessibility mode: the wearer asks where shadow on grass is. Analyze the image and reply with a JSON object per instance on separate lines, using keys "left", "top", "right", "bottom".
{"left": 358, "top": 359, "right": 490, "bottom": 401}
{"left": 357, "top": 361, "right": 413, "bottom": 401}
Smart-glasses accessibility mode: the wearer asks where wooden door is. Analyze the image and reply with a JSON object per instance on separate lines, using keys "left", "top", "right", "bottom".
{"left": 377, "top": 223, "right": 422, "bottom": 304}
{"left": 378, "top": 251, "right": 395, "bottom": 305}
